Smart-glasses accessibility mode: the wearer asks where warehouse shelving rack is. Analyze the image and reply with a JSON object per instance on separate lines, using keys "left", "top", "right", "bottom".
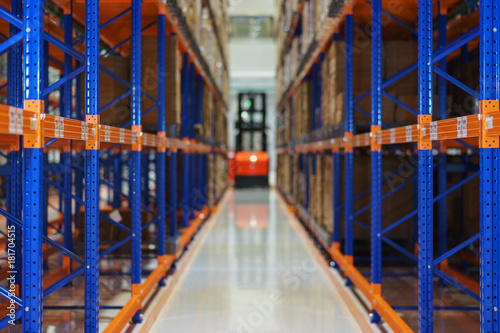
{"left": 276, "top": 0, "right": 492, "bottom": 331}
{"left": 0, "top": 0, "right": 228, "bottom": 331}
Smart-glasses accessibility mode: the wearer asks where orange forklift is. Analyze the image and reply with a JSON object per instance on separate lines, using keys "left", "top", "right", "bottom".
{"left": 235, "top": 92, "right": 269, "bottom": 188}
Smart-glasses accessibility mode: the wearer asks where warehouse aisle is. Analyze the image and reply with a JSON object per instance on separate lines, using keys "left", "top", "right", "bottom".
{"left": 150, "top": 188, "right": 368, "bottom": 333}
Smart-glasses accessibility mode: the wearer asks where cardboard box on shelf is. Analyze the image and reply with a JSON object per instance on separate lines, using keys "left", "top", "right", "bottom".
{"left": 202, "top": 85, "right": 213, "bottom": 138}
{"left": 322, "top": 154, "right": 334, "bottom": 233}
{"left": 141, "top": 35, "right": 182, "bottom": 130}
{"left": 99, "top": 56, "right": 131, "bottom": 127}
{"left": 383, "top": 41, "right": 418, "bottom": 96}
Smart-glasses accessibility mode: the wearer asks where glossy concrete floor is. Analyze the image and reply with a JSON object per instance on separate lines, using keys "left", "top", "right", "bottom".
{"left": 150, "top": 188, "right": 367, "bottom": 333}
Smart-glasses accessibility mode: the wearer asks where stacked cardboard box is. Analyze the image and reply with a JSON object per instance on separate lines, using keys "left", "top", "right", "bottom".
{"left": 293, "top": 155, "right": 299, "bottom": 200}
{"left": 99, "top": 56, "right": 131, "bottom": 126}
{"left": 318, "top": 155, "right": 416, "bottom": 239}
{"left": 301, "top": 0, "right": 315, "bottom": 51}
{"left": 301, "top": 80, "right": 312, "bottom": 136}
{"left": 175, "top": 0, "right": 228, "bottom": 102}
{"left": 277, "top": 154, "right": 291, "bottom": 194}
{"left": 141, "top": 35, "right": 182, "bottom": 131}
{"left": 202, "top": 85, "right": 213, "bottom": 137}
{"left": 322, "top": 40, "right": 423, "bottom": 126}
{"left": 207, "top": 154, "right": 214, "bottom": 205}
{"left": 276, "top": 0, "right": 300, "bottom": 62}
{"left": 214, "top": 107, "right": 227, "bottom": 144}
{"left": 310, "top": 155, "right": 324, "bottom": 224}
{"left": 290, "top": 37, "right": 300, "bottom": 79}
{"left": 291, "top": 82, "right": 310, "bottom": 139}
{"left": 291, "top": 88, "right": 298, "bottom": 139}
{"left": 215, "top": 154, "right": 228, "bottom": 197}
{"left": 322, "top": 41, "right": 371, "bottom": 126}
{"left": 180, "top": 0, "right": 201, "bottom": 42}
{"left": 315, "top": 0, "right": 331, "bottom": 33}
{"left": 383, "top": 41, "right": 418, "bottom": 96}
{"left": 296, "top": 156, "right": 304, "bottom": 206}
{"left": 201, "top": 8, "right": 215, "bottom": 64}
{"left": 309, "top": 157, "right": 316, "bottom": 218}
{"left": 284, "top": 104, "right": 291, "bottom": 143}
{"left": 322, "top": 155, "right": 334, "bottom": 233}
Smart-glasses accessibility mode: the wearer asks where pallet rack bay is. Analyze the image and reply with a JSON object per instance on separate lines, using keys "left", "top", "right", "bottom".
{"left": 276, "top": 0, "right": 493, "bottom": 331}
{"left": 0, "top": 0, "right": 229, "bottom": 330}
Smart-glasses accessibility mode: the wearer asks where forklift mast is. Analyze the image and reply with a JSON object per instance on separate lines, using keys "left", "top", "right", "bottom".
{"left": 234, "top": 92, "right": 269, "bottom": 188}
{"left": 236, "top": 92, "right": 267, "bottom": 152}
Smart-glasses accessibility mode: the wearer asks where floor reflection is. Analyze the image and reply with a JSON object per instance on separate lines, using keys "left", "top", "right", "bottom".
{"left": 150, "top": 189, "right": 364, "bottom": 333}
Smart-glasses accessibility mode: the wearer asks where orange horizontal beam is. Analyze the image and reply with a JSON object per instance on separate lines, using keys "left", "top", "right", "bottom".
{"left": 373, "top": 294, "right": 413, "bottom": 333}
{"left": 141, "top": 255, "right": 175, "bottom": 299}
{"left": 177, "top": 207, "right": 209, "bottom": 257}
{"left": 0, "top": 103, "right": 215, "bottom": 153}
{"left": 103, "top": 203, "right": 214, "bottom": 332}
{"left": 288, "top": 112, "right": 487, "bottom": 153}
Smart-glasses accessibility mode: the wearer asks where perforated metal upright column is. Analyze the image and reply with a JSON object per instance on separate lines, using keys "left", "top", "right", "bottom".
{"left": 417, "top": 0, "right": 434, "bottom": 331}
{"left": 181, "top": 52, "right": 191, "bottom": 228}
{"left": 370, "top": 0, "right": 382, "bottom": 323}
{"left": 22, "top": 0, "right": 45, "bottom": 330}
{"left": 196, "top": 74, "right": 204, "bottom": 210}
{"left": 83, "top": 0, "right": 100, "bottom": 331}
{"left": 332, "top": 141, "right": 341, "bottom": 246}
{"left": 189, "top": 63, "right": 196, "bottom": 220}
{"left": 156, "top": 9, "right": 167, "bottom": 265}
{"left": 130, "top": 0, "right": 143, "bottom": 322}
{"left": 344, "top": 2, "right": 354, "bottom": 276}
{"left": 479, "top": 0, "right": 500, "bottom": 332}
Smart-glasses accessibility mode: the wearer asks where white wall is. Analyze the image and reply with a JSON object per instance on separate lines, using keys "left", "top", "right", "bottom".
{"left": 229, "top": 0, "right": 275, "bottom": 16}
{"left": 230, "top": 38, "right": 276, "bottom": 82}
{"left": 228, "top": 37, "right": 277, "bottom": 185}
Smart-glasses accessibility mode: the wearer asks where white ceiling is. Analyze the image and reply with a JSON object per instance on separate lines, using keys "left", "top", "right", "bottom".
{"left": 229, "top": 0, "right": 275, "bottom": 17}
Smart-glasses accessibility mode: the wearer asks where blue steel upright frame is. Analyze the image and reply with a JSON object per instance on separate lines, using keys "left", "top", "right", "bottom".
{"left": 0, "top": 0, "right": 229, "bottom": 331}
{"left": 417, "top": 0, "right": 434, "bottom": 331}
{"left": 344, "top": 2, "right": 354, "bottom": 276}
{"left": 157, "top": 8, "right": 167, "bottom": 271}
{"left": 84, "top": 0, "right": 100, "bottom": 330}
{"left": 23, "top": 0, "right": 45, "bottom": 330}
{"left": 181, "top": 52, "right": 191, "bottom": 229}
{"left": 479, "top": 0, "right": 500, "bottom": 331}
{"left": 275, "top": 0, "right": 492, "bottom": 332}
{"left": 130, "top": 0, "right": 143, "bottom": 322}
{"left": 370, "top": 0, "right": 382, "bottom": 324}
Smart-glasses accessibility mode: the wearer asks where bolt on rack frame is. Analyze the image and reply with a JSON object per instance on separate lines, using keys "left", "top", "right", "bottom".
{"left": 276, "top": 0, "right": 493, "bottom": 331}
{"left": 0, "top": 0, "right": 229, "bottom": 331}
